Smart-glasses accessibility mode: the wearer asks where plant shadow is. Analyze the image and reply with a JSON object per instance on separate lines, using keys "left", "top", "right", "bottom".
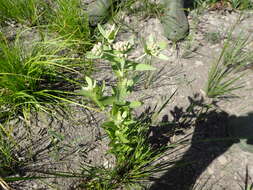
{"left": 147, "top": 94, "right": 250, "bottom": 190}
{"left": 148, "top": 94, "right": 210, "bottom": 150}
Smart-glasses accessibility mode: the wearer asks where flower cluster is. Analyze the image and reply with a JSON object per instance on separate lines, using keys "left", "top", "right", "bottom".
{"left": 91, "top": 42, "right": 103, "bottom": 57}
{"left": 113, "top": 41, "right": 132, "bottom": 53}
{"left": 143, "top": 35, "right": 169, "bottom": 60}
{"left": 147, "top": 41, "right": 160, "bottom": 56}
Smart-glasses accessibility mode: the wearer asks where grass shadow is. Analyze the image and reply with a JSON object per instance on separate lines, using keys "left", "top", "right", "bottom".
{"left": 148, "top": 94, "right": 243, "bottom": 190}
{"left": 148, "top": 94, "right": 209, "bottom": 149}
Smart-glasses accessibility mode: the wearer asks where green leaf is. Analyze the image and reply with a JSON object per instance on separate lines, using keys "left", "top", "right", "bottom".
{"left": 100, "top": 96, "right": 116, "bottom": 106}
{"left": 115, "top": 100, "right": 127, "bottom": 106}
{"left": 157, "top": 53, "right": 169, "bottom": 60}
{"left": 122, "top": 111, "right": 128, "bottom": 119}
{"left": 86, "top": 52, "right": 101, "bottom": 59}
{"left": 107, "top": 25, "right": 118, "bottom": 41}
{"left": 79, "top": 88, "right": 92, "bottom": 98}
{"left": 135, "top": 64, "right": 156, "bottom": 71}
{"left": 115, "top": 130, "right": 129, "bottom": 143}
{"left": 126, "top": 79, "right": 134, "bottom": 87}
{"left": 129, "top": 101, "right": 142, "bottom": 108}
{"left": 85, "top": 76, "right": 93, "bottom": 87}
{"left": 102, "top": 121, "right": 117, "bottom": 129}
{"left": 97, "top": 24, "right": 107, "bottom": 39}
{"left": 158, "top": 41, "right": 168, "bottom": 49}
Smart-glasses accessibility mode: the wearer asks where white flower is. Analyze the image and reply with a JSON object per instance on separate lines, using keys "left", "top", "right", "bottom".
{"left": 144, "top": 35, "right": 169, "bottom": 60}
{"left": 118, "top": 52, "right": 128, "bottom": 59}
{"left": 113, "top": 41, "right": 132, "bottom": 52}
{"left": 91, "top": 42, "right": 103, "bottom": 57}
{"left": 82, "top": 76, "right": 96, "bottom": 91}
{"left": 149, "top": 43, "right": 160, "bottom": 56}
{"left": 145, "top": 35, "right": 160, "bottom": 56}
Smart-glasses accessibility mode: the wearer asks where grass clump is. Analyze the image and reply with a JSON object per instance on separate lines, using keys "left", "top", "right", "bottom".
{"left": 0, "top": 123, "right": 25, "bottom": 178}
{"left": 0, "top": 0, "right": 46, "bottom": 26}
{"left": 0, "top": 0, "right": 92, "bottom": 52}
{"left": 0, "top": 31, "right": 83, "bottom": 121}
{"left": 228, "top": 0, "right": 253, "bottom": 9}
{"left": 205, "top": 33, "right": 253, "bottom": 99}
{"left": 194, "top": 0, "right": 253, "bottom": 10}
{"left": 47, "top": 0, "right": 91, "bottom": 49}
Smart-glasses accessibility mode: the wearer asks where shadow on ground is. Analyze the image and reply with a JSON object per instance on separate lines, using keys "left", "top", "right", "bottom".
{"left": 147, "top": 94, "right": 253, "bottom": 190}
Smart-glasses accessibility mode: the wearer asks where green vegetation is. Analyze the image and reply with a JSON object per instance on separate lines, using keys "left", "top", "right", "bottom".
{"left": 0, "top": 32, "right": 82, "bottom": 121}
{"left": 205, "top": 33, "right": 253, "bottom": 98}
{"left": 0, "top": 0, "right": 92, "bottom": 51}
{"left": 0, "top": 123, "right": 22, "bottom": 177}
{"left": 48, "top": 0, "right": 91, "bottom": 43}
{"left": 0, "top": 0, "right": 46, "bottom": 26}
{"left": 194, "top": 0, "right": 253, "bottom": 10}
{"left": 79, "top": 24, "right": 170, "bottom": 189}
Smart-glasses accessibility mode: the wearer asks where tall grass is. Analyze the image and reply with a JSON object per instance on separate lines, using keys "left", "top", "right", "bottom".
{"left": 0, "top": 0, "right": 92, "bottom": 52}
{"left": 194, "top": 0, "right": 253, "bottom": 10}
{"left": 0, "top": 123, "right": 23, "bottom": 178}
{"left": 0, "top": 0, "right": 46, "bottom": 26}
{"left": 205, "top": 33, "right": 252, "bottom": 99}
{"left": 48, "top": 0, "right": 91, "bottom": 48}
{"left": 0, "top": 31, "right": 83, "bottom": 121}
